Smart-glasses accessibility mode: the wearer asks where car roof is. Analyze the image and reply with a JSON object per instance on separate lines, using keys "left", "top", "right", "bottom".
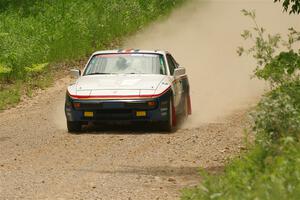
{"left": 91, "top": 49, "right": 168, "bottom": 56}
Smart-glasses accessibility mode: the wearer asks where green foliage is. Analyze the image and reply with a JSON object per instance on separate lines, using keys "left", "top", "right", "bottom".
{"left": 274, "top": 0, "right": 300, "bottom": 14}
{"left": 182, "top": 141, "right": 300, "bottom": 200}
{"left": 182, "top": 10, "right": 300, "bottom": 200}
{"left": 238, "top": 10, "right": 300, "bottom": 143}
{"left": 0, "top": 62, "right": 54, "bottom": 110}
{"left": 253, "top": 83, "right": 300, "bottom": 144}
{"left": 0, "top": 0, "right": 184, "bottom": 82}
{"left": 0, "top": 64, "right": 11, "bottom": 74}
{"left": 256, "top": 51, "right": 300, "bottom": 85}
{"left": 0, "top": 83, "right": 21, "bottom": 110}
{"left": 0, "top": 0, "right": 184, "bottom": 109}
{"left": 25, "top": 63, "right": 48, "bottom": 73}
{"left": 238, "top": 10, "right": 300, "bottom": 87}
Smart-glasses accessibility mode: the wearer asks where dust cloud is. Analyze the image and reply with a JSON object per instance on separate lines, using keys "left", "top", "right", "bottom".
{"left": 52, "top": 98, "right": 67, "bottom": 130}
{"left": 53, "top": 0, "right": 300, "bottom": 130}
{"left": 124, "top": 0, "right": 300, "bottom": 127}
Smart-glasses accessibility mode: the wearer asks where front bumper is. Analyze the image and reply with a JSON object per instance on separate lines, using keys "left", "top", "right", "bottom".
{"left": 65, "top": 91, "right": 171, "bottom": 123}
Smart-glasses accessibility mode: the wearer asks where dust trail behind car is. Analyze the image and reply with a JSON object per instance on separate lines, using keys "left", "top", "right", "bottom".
{"left": 124, "top": 0, "right": 300, "bottom": 127}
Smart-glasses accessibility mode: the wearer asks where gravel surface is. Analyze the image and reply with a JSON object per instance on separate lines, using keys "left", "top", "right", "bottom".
{"left": 0, "top": 77, "right": 248, "bottom": 200}
{"left": 3, "top": 0, "right": 297, "bottom": 199}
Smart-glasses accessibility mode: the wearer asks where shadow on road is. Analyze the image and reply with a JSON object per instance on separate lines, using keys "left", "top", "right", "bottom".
{"left": 74, "top": 116, "right": 187, "bottom": 135}
{"left": 71, "top": 165, "right": 223, "bottom": 177}
{"left": 82, "top": 123, "right": 167, "bottom": 135}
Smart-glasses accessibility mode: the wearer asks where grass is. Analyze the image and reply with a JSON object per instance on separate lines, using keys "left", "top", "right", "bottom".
{"left": 0, "top": 83, "right": 21, "bottom": 110}
{"left": 0, "top": 65, "right": 54, "bottom": 110}
{"left": 0, "top": 0, "right": 185, "bottom": 110}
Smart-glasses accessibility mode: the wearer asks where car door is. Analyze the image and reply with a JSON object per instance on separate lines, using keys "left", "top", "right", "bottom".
{"left": 166, "top": 54, "right": 181, "bottom": 110}
{"left": 171, "top": 55, "right": 187, "bottom": 111}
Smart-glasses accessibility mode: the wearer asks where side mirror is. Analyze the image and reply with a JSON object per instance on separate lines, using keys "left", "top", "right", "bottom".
{"left": 174, "top": 67, "right": 186, "bottom": 77}
{"left": 70, "top": 69, "right": 81, "bottom": 78}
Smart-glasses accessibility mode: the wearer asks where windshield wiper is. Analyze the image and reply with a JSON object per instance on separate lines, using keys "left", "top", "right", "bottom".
{"left": 126, "top": 73, "right": 145, "bottom": 74}
{"left": 86, "top": 72, "right": 112, "bottom": 75}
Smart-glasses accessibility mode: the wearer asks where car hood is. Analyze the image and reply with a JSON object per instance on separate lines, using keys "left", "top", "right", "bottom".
{"left": 73, "top": 74, "right": 166, "bottom": 96}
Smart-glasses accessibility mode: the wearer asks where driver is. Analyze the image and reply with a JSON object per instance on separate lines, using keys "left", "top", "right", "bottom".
{"left": 116, "top": 57, "right": 129, "bottom": 72}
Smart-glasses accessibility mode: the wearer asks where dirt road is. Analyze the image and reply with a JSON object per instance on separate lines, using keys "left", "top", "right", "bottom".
{"left": 1, "top": 1, "right": 299, "bottom": 199}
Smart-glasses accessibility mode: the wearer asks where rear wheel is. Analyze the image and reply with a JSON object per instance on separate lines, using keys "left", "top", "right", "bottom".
{"left": 67, "top": 121, "right": 82, "bottom": 133}
{"left": 161, "top": 98, "right": 176, "bottom": 132}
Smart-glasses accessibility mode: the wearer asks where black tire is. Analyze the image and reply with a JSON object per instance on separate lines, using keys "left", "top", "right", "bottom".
{"left": 161, "top": 98, "right": 176, "bottom": 133}
{"left": 67, "top": 121, "right": 82, "bottom": 133}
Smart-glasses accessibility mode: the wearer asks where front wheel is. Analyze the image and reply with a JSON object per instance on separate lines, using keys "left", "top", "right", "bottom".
{"left": 161, "top": 98, "right": 176, "bottom": 132}
{"left": 67, "top": 121, "right": 82, "bottom": 133}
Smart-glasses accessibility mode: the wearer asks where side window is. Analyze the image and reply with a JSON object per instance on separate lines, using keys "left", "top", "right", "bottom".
{"left": 170, "top": 55, "right": 179, "bottom": 68}
{"left": 166, "top": 54, "right": 176, "bottom": 75}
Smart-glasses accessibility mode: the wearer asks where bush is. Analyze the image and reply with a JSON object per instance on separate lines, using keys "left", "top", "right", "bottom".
{"left": 182, "top": 140, "right": 300, "bottom": 200}
{"left": 253, "top": 82, "right": 300, "bottom": 144}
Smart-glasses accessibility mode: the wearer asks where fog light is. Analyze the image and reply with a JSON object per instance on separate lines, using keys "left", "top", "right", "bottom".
{"left": 84, "top": 111, "right": 94, "bottom": 117}
{"left": 136, "top": 111, "right": 146, "bottom": 117}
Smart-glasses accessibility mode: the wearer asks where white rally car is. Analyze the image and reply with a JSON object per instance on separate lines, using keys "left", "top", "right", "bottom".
{"left": 65, "top": 49, "right": 191, "bottom": 132}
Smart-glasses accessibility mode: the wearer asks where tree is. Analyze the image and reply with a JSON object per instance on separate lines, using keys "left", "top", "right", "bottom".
{"left": 274, "top": 0, "right": 300, "bottom": 14}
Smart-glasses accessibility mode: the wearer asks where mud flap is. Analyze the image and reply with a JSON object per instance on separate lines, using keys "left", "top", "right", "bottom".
{"left": 187, "top": 94, "right": 192, "bottom": 115}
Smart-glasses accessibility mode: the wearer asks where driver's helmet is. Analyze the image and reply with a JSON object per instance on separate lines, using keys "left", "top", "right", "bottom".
{"left": 116, "top": 57, "right": 128, "bottom": 70}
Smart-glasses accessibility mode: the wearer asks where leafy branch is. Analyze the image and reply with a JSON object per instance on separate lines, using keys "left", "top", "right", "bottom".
{"left": 274, "top": 0, "right": 300, "bottom": 14}
{"left": 238, "top": 9, "right": 300, "bottom": 87}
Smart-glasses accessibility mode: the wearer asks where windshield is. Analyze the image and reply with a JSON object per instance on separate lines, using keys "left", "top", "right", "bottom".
{"left": 83, "top": 53, "right": 166, "bottom": 75}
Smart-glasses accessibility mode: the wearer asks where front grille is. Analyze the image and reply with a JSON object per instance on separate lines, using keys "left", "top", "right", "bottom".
{"left": 76, "top": 101, "right": 157, "bottom": 110}
{"left": 80, "top": 103, "right": 102, "bottom": 109}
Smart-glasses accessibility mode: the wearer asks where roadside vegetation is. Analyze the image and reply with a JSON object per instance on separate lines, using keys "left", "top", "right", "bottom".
{"left": 0, "top": 0, "right": 184, "bottom": 110}
{"left": 182, "top": 1, "right": 300, "bottom": 200}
